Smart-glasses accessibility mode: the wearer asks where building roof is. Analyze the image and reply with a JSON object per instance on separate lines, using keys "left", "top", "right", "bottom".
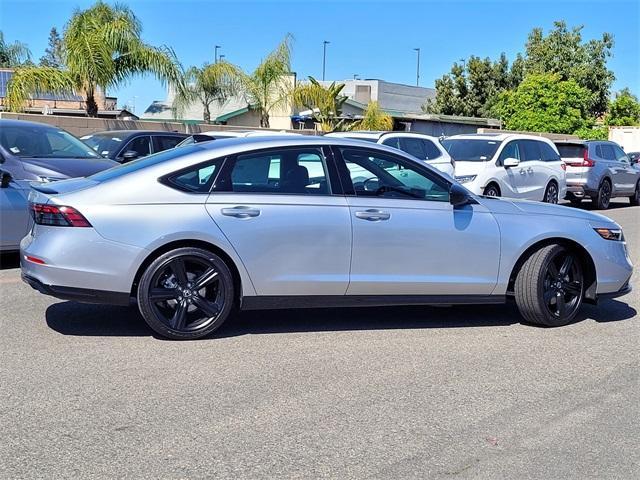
{"left": 0, "top": 69, "right": 84, "bottom": 101}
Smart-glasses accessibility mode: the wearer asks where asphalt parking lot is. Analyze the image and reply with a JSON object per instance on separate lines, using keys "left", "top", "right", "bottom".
{"left": 1, "top": 200, "right": 638, "bottom": 479}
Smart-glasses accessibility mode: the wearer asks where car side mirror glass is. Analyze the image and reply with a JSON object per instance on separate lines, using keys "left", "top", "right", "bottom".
{"left": 122, "top": 150, "right": 139, "bottom": 161}
{"left": 503, "top": 157, "right": 520, "bottom": 168}
{"left": 0, "top": 171, "right": 12, "bottom": 188}
{"left": 449, "top": 183, "right": 472, "bottom": 207}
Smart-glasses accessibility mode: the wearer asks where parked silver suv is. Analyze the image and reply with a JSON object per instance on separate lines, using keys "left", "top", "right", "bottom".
{"left": 555, "top": 140, "right": 640, "bottom": 209}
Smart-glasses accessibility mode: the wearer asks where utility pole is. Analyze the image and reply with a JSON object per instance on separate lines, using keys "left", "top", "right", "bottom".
{"left": 322, "top": 40, "right": 330, "bottom": 81}
{"left": 413, "top": 48, "right": 421, "bottom": 86}
{"left": 219, "top": 54, "right": 226, "bottom": 62}
{"left": 214, "top": 45, "right": 221, "bottom": 63}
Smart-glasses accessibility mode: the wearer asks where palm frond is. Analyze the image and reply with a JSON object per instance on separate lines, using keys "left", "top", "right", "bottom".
{"left": 6, "top": 67, "right": 76, "bottom": 111}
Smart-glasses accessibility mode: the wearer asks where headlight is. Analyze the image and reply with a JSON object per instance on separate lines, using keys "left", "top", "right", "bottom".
{"left": 594, "top": 228, "right": 624, "bottom": 241}
{"left": 455, "top": 175, "right": 477, "bottom": 184}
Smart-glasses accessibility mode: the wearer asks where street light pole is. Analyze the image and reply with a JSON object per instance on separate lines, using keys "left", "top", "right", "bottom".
{"left": 322, "top": 40, "right": 330, "bottom": 81}
{"left": 214, "top": 45, "right": 221, "bottom": 63}
{"left": 413, "top": 48, "right": 421, "bottom": 86}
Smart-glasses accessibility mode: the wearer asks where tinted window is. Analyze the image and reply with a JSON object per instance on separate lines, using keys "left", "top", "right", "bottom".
{"left": 339, "top": 148, "right": 449, "bottom": 202}
{"left": 539, "top": 142, "right": 560, "bottom": 162}
{"left": 422, "top": 140, "right": 441, "bottom": 160}
{"left": 224, "top": 148, "right": 329, "bottom": 195}
{"left": 381, "top": 137, "right": 400, "bottom": 149}
{"left": 597, "top": 144, "right": 616, "bottom": 160}
{"left": 441, "top": 139, "right": 501, "bottom": 161}
{"left": 123, "top": 136, "right": 151, "bottom": 159}
{"left": 498, "top": 141, "right": 520, "bottom": 162}
{"left": 153, "top": 135, "right": 184, "bottom": 152}
{"left": 81, "top": 132, "right": 127, "bottom": 157}
{"left": 556, "top": 144, "right": 585, "bottom": 158}
{"left": 165, "top": 159, "right": 224, "bottom": 193}
{"left": 612, "top": 144, "right": 629, "bottom": 162}
{"left": 521, "top": 140, "right": 541, "bottom": 162}
{"left": 399, "top": 137, "right": 426, "bottom": 159}
{"left": 1, "top": 126, "right": 100, "bottom": 159}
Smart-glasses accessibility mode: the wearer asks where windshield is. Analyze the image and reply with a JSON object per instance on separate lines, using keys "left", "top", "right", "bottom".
{"left": 0, "top": 125, "right": 101, "bottom": 159}
{"left": 80, "top": 133, "right": 128, "bottom": 157}
{"left": 441, "top": 139, "right": 501, "bottom": 161}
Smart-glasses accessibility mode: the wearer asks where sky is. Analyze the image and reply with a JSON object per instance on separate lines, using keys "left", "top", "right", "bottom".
{"left": 1, "top": 0, "right": 639, "bottom": 116}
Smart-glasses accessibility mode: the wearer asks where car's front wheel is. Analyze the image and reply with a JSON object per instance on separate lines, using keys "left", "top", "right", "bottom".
{"left": 483, "top": 184, "right": 500, "bottom": 197}
{"left": 137, "top": 247, "right": 234, "bottom": 340}
{"left": 514, "top": 244, "right": 584, "bottom": 327}
{"left": 630, "top": 181, "right": 640, "bottom": 206}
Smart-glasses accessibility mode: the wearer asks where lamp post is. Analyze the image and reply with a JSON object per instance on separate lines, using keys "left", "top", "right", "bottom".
{"left": 219, "top": 54, "right": 226, "bottom": 62}
{"left": 214, "top": 45, "right": 221, "bottom": 63}
{"left": 353, "top": 74, "right": 359, "bottom": 80}
{"left": 322, "top": 40, "right": 330, "bottom": 81}
{"left": 413, "top": 48, "right": 421, "bottom": 86}
{"left": 459, "top": 58, "right": 466, "bottom": 70}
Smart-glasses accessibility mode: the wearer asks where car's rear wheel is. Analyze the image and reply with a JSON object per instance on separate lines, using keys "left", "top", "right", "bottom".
{"left": 137, "top": 247, "right": 234, "bottom": 340}
{"left": 514, "top": 244, "right": 584, "bottom": 327}
{"left": 543, "top": 181, "right": 559, "bottom": 204}
{"left": 592, "top": 179, "right": 611, "bottom": 210}
{"left": 483, "top": 184, "right": 500, "bottom": 197}
{"left": 629, "top": 181, "right": 640, "bottom": 206}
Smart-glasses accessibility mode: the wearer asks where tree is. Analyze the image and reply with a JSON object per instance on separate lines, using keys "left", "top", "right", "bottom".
{"left": 605, "top": 88, "right": 640, "bottom": 126}
{"left": 0, "top": 31, "right": 31, "bottom": 67}
{"left": 492, "top": 74, "right": 592, "bottom": 134}
{"left": 7, "top": 1, "right": 181, "bottom": 117}
{"left": 240, "top": 35, "right": 292, "bottom": 128}
{"left": 39, "top": 27, "right": 64, "bottom": 68}
{"left": 293, "top": 76, "right": 347, "bottom": 132}
{"left": 525, "top": 21, "right": 614, "bottom": 116}
{"left": 172, "top": 61, "right": 243, "bottom": 123}
{"left": 350, "top": 101, "right": 393, "bottom": 131}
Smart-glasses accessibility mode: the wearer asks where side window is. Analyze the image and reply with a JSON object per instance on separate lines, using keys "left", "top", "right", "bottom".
{"left": 224, "top": 148, "right": 330, "bottom": 195}
{"left": 123, "top": 136, "right": 151, "bottom": 158}
{"left": 539, "top": 142, "right": 561, "bottom": 162}
{"left": 399, "top": 137, "right": 427, "bottom": 159}
{"left": 163, "top": 158, "right": 224, "bottom": 193}
{"left": 381, "top": 137, "right": 400, "bottom": 149}
{"left": 339, "top": 148, "right": 449, "bottom": 202}
{"left": 599, "top": 144, "right": 616, "bottom": 160}
{"left": 521, "top": 140, "right": 541, "bottom": 162}
{"left": 422, "top": 140, "right": 442, "bottom": 160}
{"left": 498, "top": 141, "right": 520, "bottom": 163}
{"left": 612, "top": 145, "right": 629, "bottom": 163}
{"left": 153, "top": 135, "right": 183, "bottom": 152}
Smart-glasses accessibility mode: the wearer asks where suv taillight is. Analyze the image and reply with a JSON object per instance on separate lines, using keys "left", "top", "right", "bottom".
{"left": 30, "top": 203, "right": 92, "bottom": 227}
{"left": 582, "top": 149, "right": 595, "bottom": 167}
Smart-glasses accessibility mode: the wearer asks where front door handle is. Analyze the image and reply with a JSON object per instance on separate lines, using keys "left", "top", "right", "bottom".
{"left": 520, "top": 169, "right": 527, "bottom": 175}
{"left": 221, "top": 206, "right": 261, "bottom": 218}
{"left": 355, "top": 209, "right": 391, "bottom": 221}
{"left": 527, "top": 167, "right": 534, "bottom": 174}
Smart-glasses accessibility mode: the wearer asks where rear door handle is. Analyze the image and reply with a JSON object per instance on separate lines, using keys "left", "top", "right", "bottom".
{"left": 527, "top": 167, "right": 534, "bottom": 174}
{"left": 355, "top": 209, "right": 391, "bottom": 221}
{"left": 221, "top": 206, "right": 261, "bottom": 218}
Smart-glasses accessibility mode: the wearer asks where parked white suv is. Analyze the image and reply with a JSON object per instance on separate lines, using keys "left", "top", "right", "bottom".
{"left": 441, "top": 133, "right": 566, "bottom": 203}
{"left": 325, "top": 131, "right": 455, "bottom": 177}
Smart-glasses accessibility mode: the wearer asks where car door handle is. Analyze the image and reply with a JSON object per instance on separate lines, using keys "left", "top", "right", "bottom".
{"left": 221, "top": 206, "right": 261, "bottom": 218}
{"left": 520, "top": 169, "right": 527, "bottom": 175}
{"left": 527, "top": 167, "right": 534, "bottom": 174}
{"left": 355, "top": 209, "right": 391, "bottom": 221}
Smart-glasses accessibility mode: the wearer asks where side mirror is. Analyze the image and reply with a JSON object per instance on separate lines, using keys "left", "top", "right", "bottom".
{"left": 449, "top": 183, "right": 473, "bottom": 207}
{"left": 503, "top": 157, "right": 520, "bottom": 168}
{"left": 0, "top": 171, "right": 12, "bottom": 188}
{"left": 122, "top": 150, "right": 139, "bottom": 162}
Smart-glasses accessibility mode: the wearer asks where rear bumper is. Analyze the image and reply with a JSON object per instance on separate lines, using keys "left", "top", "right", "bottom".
{"left": 22, "top": 273, "right": 132, "bottom": 306}
{"left": 565, "top": 185, "right": 598, "bottom": 198}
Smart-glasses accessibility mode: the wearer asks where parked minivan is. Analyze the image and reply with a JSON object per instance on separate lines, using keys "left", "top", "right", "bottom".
{"left": 442, "top": 133, "right": 566, "bottom": 203}
{"left": 554, "top": 140, "right": 640, "bottom": 209}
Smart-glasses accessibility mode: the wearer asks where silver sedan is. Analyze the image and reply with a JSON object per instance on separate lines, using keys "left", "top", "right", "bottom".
{"left": 21, "top": 137, "right": 633, "bottom": 339}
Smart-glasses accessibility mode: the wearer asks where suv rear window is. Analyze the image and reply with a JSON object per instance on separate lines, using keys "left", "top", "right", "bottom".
{"left": 556, "top": 144, "right": 585, "bottom": 158}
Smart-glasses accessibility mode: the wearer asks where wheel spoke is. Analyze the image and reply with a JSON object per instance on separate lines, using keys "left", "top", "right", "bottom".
{"left": 543, "top": 288, "right": 555, "bottom": 304}
{"left": 555, "top": 292, "right": 566, "bottom": 316}
{"left": 149, "top": 288, "right": 178, "bottom": 302}
{"left": 170, "top": 258, "right": 188, "bottom": 285}
{"left": 564, "top": 281, "right": 582, "bottom": 296}
{"left": 547, "top": 261, "right": 559, "bottom": 278}
{"left": 193, "top": 268, "right": 219, "bottom": 290}
{"left": 192, "top": 295, "right": 220, "bottom": 318}
{"left": 559, "top": 255, "right": 574, "bottom": 277}
{"left": 170, "top": 301, "right": 188, "bottom": 330}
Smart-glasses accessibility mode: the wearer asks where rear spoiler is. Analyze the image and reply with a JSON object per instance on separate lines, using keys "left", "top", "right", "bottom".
{"left": 29, "top": 183, "right": 59, "bottom": 194}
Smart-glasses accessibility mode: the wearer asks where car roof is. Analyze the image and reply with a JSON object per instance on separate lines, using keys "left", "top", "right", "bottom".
{"left": 444, "top": 133, "right": 555, "bottom": 143}
{"left": 0, "top": 118, "right": 63, "bottom": 129}
{"left": 87, "top": 130, "right": 186, "bottom": 136}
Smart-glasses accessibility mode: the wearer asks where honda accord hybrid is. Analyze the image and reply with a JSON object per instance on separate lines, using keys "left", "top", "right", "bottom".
{"left": 21, "top": 137, "right": 633, "bottom": 339}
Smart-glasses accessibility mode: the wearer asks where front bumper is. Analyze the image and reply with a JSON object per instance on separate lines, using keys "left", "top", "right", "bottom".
{"left": 598, "top": 281, "right": 632, "bottom": 300}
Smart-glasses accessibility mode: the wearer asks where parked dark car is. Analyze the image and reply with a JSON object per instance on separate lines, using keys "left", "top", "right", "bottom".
{"left": 80, "top": 130, "right": 188, "bottom": 163}
{"left": 0, "top": 119, "right": 118, "bottom": 182}
{"left": 628, "top": 151, "right": 640, "bottom": 165}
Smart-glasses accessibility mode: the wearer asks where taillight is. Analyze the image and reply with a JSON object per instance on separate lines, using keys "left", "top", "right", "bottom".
{"left": 30, "top": 203, "right": 92, "bottom": 227}
{"left": 582, "top": 149, "right": 595, "bottom": 167}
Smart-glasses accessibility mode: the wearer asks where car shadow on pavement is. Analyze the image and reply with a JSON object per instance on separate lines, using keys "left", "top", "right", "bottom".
{"left": 45, "top": 299, "right": 636, "bottom": 339}
{"left": 0, "top": 252, "right": 20, "bottom": 270}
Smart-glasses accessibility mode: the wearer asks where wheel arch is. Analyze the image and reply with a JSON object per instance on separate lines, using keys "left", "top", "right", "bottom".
{"left": 507, "top": 237, "right": 597, "bottom": 303}
{"left": 130, "top": 239, "right": 244, "bottom": 307}
{"left": 483, "top": 180, "right": 502, "bottom": 195}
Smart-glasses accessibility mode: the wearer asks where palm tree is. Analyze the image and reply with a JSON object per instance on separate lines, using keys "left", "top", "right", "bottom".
{"left": 172, "top": 61, "right": 243, "bottom": 123}
{"left": 293, "top": 76, "right": 347, "bottom": 132}
{"left": 240, "top": 35, "right": 292, "bottom": 128}
{"left": 350, "top": 101, "right": 394, "bottom": 130}
{"left": 6, "top": 1, "right": 181, "bottom": 117}
{"left": 0, "top": 31, "right": 31, "bottom": 67}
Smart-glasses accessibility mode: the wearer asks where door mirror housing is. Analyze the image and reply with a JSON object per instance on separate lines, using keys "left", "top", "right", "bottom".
{"left": 503, "top": 157, "right": 520, "bottom": 168}
{"left": 122, "top": 150, "right": 139, "bottom": 161}
{"left": 0, "top": 171, "right": 12, "bottom": 188}
{"left": 449, "top": 183, "right": 473, "bottom": 207}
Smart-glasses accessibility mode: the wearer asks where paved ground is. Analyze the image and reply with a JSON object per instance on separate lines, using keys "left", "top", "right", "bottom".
{"left": 1, "top": 200, "right": 638, "bottom": 479}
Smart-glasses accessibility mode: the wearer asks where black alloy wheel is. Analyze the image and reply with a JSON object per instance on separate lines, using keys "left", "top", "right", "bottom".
{"left": 630, "top": 181, "right": 640, "bottom": 206}
{"left": 483, "top": 184, "right": 500, "bottom": 197}
{"left": 593, "top": 179, "right": 611, "bottom": 210}
{"left": 137, "top": 247, "right": 234, "bottom": 340}
{"left": 541, "top": 249, "right": 583, "bottom": 320}
{"left": 543, "top": 182, "right": 559, "bottom": 204}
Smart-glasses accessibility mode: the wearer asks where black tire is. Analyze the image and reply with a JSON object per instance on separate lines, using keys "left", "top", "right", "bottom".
{"left": 137, "top": 247, "right": 234, "bottom": 340}
{"left": 543, "top": 181, "right": 559, "bottom": 204}
{"left": 592, "top": 179, "right": 611, "bottom": 210}
{"left": 630, "top": 181, "right": 640, "bottom": 206}
{"left": 483, "top": 184, "right": 500, "bottom": 197}
{"left": 514, "top": 244, "right": 584, "bottom": 327}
